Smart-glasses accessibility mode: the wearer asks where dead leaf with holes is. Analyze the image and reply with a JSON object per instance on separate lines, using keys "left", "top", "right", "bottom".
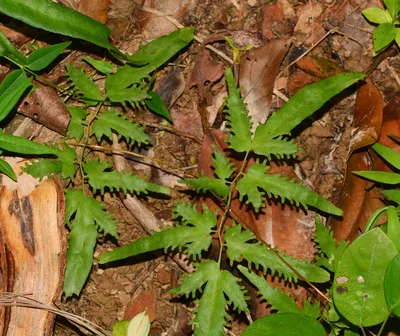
{"left": 240, "top": 38, "right": 291, "bottom": 130}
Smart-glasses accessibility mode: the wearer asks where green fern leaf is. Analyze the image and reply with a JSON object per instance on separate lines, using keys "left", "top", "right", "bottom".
{"left": 314, "top": 216, "right": 346, "bottom": 272}
{"left": 225, "top": 223, "right": 330, "bottom": 283}
{"left": 106, "top": 85, "right": 149, "bottom": 106}
{"left": 238, "top": 266, "right": 303, "bottom": 313}
{"left": 91, "top": 110, "right": 150, "bottom": 145}
{"left": 225, "top": 68, "right": 252, "bottom": 153}
{"left": 83, "top": 159, "right": 170, "bottom": 195}
{"left": 99, "top": 203, "right": 217, "bottom": 263}
{"left": 302, "top": 299, "right": 321, "bottom": 319}
{"left": 67, "top": 106, "right": 88, "bottom": 141}
{"left": 66, "top": 64, "right": 103, "bottom": 104}
{"left": 212, "top": 145, "right": 235, "bottom": 180}
{"left": 22, "top": 159, "right": 62, "bottom": 180}
{"left": 64, "top": 189, "right": 118, "bottom": 296}
{"left": 105, "top": 64, "right": 155, "bottom": 92}
{"left": 252, "top": 137, "right": 300, "bottom": 160}
{"left": 237, "top": 162, "right": 343, "bottom": 216}
{"left": 180, "top": 176, "right": 229, "bottom": 198}
{"left": 171, "top": 260, "right": 249, "bottom": 336}
{"left": 254, "top": 72, "right": 366, "bottom": 139}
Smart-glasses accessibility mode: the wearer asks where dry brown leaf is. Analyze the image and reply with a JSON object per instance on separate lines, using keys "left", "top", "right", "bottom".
{"left": 240, "top": 38, "right": 291, "bottom": 129}
{"left": 18, "top": 82, "right": 70, "bottom": 136}
{"left": 77, "top": 0, "right": 110, "bottom": 24}
{"left": 191, "top": 49, "right": 224, "bottom": 89}
{"left": 349, "top": 78, "right": 383, "bottom": 154}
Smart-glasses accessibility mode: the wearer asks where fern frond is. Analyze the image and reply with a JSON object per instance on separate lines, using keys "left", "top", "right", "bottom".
{"left": 105, "top": 64, "right": 155, "bottom": 91}
{"left": 64, "top": 189, "right": 118, "bottom": 296}
{"left": 225, "top": 68, "right": 252, "bottom": 153}
{"left": 302, "top": 299, "right": 321, "bottom": 319}
{"left": 237, "top": 162, "right": 343, "bottom": 216}
{"left": 252, "top": 136, "right": 300, "bottom": 160}
{"left": 92, "top": 110, "right": 150, "bottom": 145}
{"left": 22, "top": 159, "right": 63, "bottom": 181}
{"left": 171, "top": 260, "right": 249, "bottom": 336}
{"left": 211, "top": 145, "right": 235, "bottom": 180}
{"left": 314, "top": 216, "right": 346, "bottom": 272}
{"left": 180, "top": 176, "right": 230, "bottom": 198}
{"left": 67, "top": 106, "right": 88, "bottom": 141}
{"left": 99, "top": 203, "right": 217, "bottom": 263}
{"left": 83, "top": 159, "right": 169, "bottom": 195}
{"left": 225, "top": 223, "right": 330, "bottom": 283}
{"left": 106, "top": 85, "right": 149, "bottom": 107}
{"left": 66, "top": 64, "right": 103, "bottom": 104}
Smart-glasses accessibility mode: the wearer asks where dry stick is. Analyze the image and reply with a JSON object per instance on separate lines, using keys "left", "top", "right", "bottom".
{"left": 136, "top": 5, "right": 331, "bottom": 301}
{"left": 0, "top": 293, "right": 110, "bottom": 336}
{"left": 111, "top": 134, "right": 195, "bottom": 274}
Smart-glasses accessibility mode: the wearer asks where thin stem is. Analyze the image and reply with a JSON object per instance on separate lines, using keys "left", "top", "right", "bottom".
{"left": 217, "top": 151, "right": 249, "bottom": 266}
{"left": 79, "top": 102, "right": 104, "bottom": 193}
{"left": 377, "top": 313, "right": 390, "bottom": 336}
{"left": 68, "top": 141, "right": 196, "bottom": 177}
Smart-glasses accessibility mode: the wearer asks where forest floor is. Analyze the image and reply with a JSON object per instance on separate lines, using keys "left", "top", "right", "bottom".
{"left": 1, "top": 0, "right": 400, "bottom": 335}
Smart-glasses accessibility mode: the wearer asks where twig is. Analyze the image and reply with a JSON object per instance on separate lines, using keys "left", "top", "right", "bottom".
{"left": 0, "top": 292, "right": 110, "bottom": 336}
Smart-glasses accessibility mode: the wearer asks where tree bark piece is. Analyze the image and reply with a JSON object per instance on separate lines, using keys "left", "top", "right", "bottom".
{"left": 0, "top": 163, "right": 66, "bottom": 336}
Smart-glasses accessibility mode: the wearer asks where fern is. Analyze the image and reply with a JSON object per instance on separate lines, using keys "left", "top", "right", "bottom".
{"left": 237, "top": 162, "right": 343, "bottom": 216}
{"left": 180, "top": 146, "right": 234, "bottom": 198}
{"left": 99, "top": 203, "right": 217, "bottom": 263}
{"left": 238, "top": 265, "right": 320, "bottom": 318}
{"left": 64, "top": 189, "right": 118, "bottom": 296}
{"left": 91, "top": 110, "right": 150, "bottom": 145}
{"left": 171, "top": 260, "right": 249, "bottom": 336}
{"left": 83, "top": 159, "right": 170, "bottom": 195}
{"left": 314, "top": 216, "right": 347, "bottom": 272}
{"left": 67, "top": 106, "right": 88, "bottom": 141}
{"left": 225, "top": 223, "right": 330, "bottom": 283}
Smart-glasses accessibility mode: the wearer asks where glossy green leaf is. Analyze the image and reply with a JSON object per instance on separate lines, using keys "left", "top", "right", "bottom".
{"left": 362, "top": 8, "right": 393, "bottom": 24}
{"left": 373, "top": 23, "right": 396, "bottom": 52}
{"left": 396, "top": 28, "right": 400, "bottom": 46}
{"left": 66, "top": 64, "right": 103, "bottom": 104}
{"left": 0, "top": 132, "right": 59, "bottom": 155}
{"left": 387, "top": 206, "right": 400, "bottom": 251}
{"left": 333, "top": 228, "right": 397, "bottom": 326}
{"left": 384, "top": 253, "right": 400, "bottom": 317}
{"left": 237, "top": 162, "right": 343, "bottom": 216}
{"left": 26, "top": 41, "right": 71, "bottom": 71}
{"left": 241, "top": 313, "right": 325, "bottom": 336}
{"left": 0, "top": 29, "right": 26, "bottom": 65}
{"left": 0, "top": 70, "right": 32, "bottom": 123}
{"left": 82, "top": 56, "right": 113, "bottom": 74}
{"left": 67, "top": 106, "right": 88, "bottom": 141}
{"left": 0, "top": 157, "right": 16, "bottom": 181}
{"left": 127, "top": 27, "right": 194, "bottom": 68}
{"left": 384, "top": 0, "right": 400, "bottom": 19}
{"left": 353, "top": 171, "right": 400, "bottom": 184}
{"left": 254, "top": 72, "right": 366, "bottom": 139}
{"left": 145, "top": 91, "right": 172, "bottom": 122}
{"left": 371, "top": 143, "right": 400, "bottom": 170}
{"left": 0, "top": 0, "right": 119, "bottom": 52}
{"left": 381, "top": 189, "right": 400, "bottom": 204}
{"left": 365, "top": 207, "right": 389, "bottom": 231}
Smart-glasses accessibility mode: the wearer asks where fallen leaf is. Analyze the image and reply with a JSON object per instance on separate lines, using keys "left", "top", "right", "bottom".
{"left": 349, "top": 78, "right": 383, "bottom": 154}
{"left": 261, "top": 3, "right": 293, "bottom": 39}
{"left": 297, "top": 56, "right": 342, "bottom": 79}
{"left": 18, "top": 82, "right": 70, "bottom": 136}
{"left": 240, "top": 38, "right": 291, "bottom": 129}
{"left": 191, "top": 49, "right": 224, "bottom": 88}
{"left": 77, "top": 0, "right": 110, "bottom": 24}
{"left": 156, "top": 67, "right": 186, "bottom": 109}
{"left": 124, "top": 290, "right": 157, "bottom": 323}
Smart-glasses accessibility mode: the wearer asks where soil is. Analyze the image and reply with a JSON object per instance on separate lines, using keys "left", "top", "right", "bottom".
{"left": 1, "top": 0, "right": 400, "bottom": 335}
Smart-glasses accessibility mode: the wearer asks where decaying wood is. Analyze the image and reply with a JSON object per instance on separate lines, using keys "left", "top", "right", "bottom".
{"left": 0, "top": 163, "right": 66, "bottom": 336}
